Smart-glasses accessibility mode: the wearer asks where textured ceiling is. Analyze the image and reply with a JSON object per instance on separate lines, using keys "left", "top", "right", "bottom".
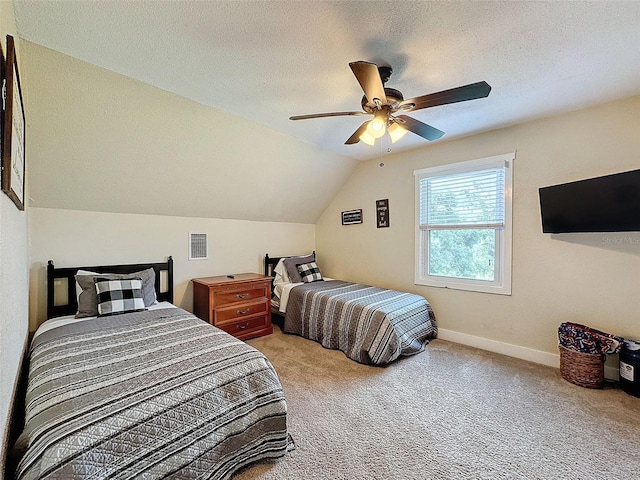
{"left": 12, "top": 0, "right": 640, "bottom": 161}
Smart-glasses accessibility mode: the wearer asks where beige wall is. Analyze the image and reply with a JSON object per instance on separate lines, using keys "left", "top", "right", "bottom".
{"left": 20, "top": 40, "right": 357, "bottom": 223}
{"left": 29, "top": 207, "right": 315, "bottom": 331}
{"left": 317, "top": 95, "right": 640, "bottom": 368}
{"left": 0, "top": 2, "right": 29, "bottom": 473}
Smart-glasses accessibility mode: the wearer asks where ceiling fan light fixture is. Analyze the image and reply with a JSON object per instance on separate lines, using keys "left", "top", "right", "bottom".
{"left": 388, "top": 122, "right": 408, "bottom": 143}
{"left": 359, "top": 129, "right": 376, "bottom": 145}
{"left": 365, "top": 111, "right": 387, "bottom": 139}
{"left": 366, "top": 120, "right": 386, "bottom": 139}
{"left": 289, "top": 60, "right": 492, "bottom": 147}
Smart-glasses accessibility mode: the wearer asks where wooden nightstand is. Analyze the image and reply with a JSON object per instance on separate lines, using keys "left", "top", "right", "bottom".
{"left": 192, "top": 273, "right": 272, "bottom": 340}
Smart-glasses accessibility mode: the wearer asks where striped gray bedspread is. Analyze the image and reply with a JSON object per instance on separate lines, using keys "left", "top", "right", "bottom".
{"left": 284, "top": 280, "right": 437, "bottom": 365}
{"left": 14, "top": 308, "right": 289, "bottom": 480}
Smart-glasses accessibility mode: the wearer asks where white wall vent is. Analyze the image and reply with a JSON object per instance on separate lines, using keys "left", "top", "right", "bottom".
{"left": 189, "top": 232, "right": 208, "bottom": 260}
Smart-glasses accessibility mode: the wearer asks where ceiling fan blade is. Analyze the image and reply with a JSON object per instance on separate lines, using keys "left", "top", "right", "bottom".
{"left": 394, "top": 115, "right": 445, "bottom": 141}
{"left": 289, "top": 111, "right": 368, "bottom": 121}
{"left": 349, "top": 61, "right": 387, "bottom": 107}
{"left": 398, "top": 81, "right": 491, "bottom": 112}
{"left": 344, "top": 121, "right": 369, "bottom": 145}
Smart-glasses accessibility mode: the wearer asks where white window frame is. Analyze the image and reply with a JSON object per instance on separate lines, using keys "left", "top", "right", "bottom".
{"left": 414, "top": 152, "right": 514, "bottom": 295}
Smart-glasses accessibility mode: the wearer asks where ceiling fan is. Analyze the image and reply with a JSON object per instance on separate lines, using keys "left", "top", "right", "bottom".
{"left": 289, "top": 61, "right": 491, "bottom": 146}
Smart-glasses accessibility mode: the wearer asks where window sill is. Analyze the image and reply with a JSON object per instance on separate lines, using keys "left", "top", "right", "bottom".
{"left": 415, "top": 277, "right": 512, "bottom": 296}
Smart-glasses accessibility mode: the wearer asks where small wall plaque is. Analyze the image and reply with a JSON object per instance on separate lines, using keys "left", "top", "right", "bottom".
{"left": 342, "top": 209, "right": 363, "bottom": 225}
{"left": 376, "top": 199, "right": 389, "bottom": 228}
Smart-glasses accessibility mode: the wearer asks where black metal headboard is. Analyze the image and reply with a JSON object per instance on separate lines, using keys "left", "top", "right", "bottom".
{"left": 264, "top": 252, "right": 316, "bottom": 278}
{"left": 47, "top": 256, "right": 174, "bottom": 319}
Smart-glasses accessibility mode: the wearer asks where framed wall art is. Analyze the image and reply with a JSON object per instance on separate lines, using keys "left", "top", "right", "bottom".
{"left": 376, "top": 199, "right": 389, "bottom": 228}
{"left": 2, "top": 35, "right": 26, "bottom": 211}
{"left": 0, "top": 40, "right": 4, "bottom": 194}
{"left": 341, "top": 209, "right": 363, "bottom": 225}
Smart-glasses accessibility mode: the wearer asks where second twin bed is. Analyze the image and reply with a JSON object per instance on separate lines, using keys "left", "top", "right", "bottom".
{"left": 265, "top": 253, "right": 437, "bottom": 365}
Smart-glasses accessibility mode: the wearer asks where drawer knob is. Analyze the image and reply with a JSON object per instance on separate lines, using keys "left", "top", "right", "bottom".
{"left": 236, "top": 308, "right": 251, "bottom": 315}
{"left": 236, "top": 293, "right": 250, "bottom": 299}
{"left": 236, "top": 323, "right": 249, "bottom": 330}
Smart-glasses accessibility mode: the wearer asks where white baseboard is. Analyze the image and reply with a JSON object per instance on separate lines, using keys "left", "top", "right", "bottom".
{"left": 436, "top": 328, "right": 620, "bottom": 380}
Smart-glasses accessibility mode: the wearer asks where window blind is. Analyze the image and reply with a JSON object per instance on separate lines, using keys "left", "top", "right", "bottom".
{"left": 419, "top": 167, "right": 505, "bottom": 228}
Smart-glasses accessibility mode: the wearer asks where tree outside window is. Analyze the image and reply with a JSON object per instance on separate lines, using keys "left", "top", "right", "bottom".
{"left": 414, "top": 153, "right": 514, "bottom": 295}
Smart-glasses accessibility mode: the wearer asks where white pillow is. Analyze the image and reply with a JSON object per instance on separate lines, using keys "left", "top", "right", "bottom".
{"left": 273, "top": 259, "right": 290, "bottom": 286}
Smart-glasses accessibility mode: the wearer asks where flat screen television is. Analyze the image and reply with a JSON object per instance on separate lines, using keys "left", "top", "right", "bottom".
{"left": 539, "top": 169, "right": 640, "bottom": 233}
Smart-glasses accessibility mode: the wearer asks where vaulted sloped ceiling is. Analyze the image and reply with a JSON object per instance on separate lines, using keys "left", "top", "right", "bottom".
{"left": 14, "top": 1, "right": 640, "bottom": 160}
{"left": 14, "top": 1, "right": 640, "bottom": 223}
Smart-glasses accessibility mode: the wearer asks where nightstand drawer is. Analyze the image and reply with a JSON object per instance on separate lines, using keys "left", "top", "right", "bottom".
{"left": 192, "top": 273, "right": 273, "bottom": 340}
{"left": 214, "top": 286, "right": 267, "bottom": 306}
{"left": 217, "top": 315, "right": 268, "bottom": 336}
{"left": 215, "top": 300, "right": 268, "bottom": 324}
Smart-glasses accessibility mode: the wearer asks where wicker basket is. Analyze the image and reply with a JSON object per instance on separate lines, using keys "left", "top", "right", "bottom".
{"left": 559, "top": 345, "right": 605, "bottom": 388}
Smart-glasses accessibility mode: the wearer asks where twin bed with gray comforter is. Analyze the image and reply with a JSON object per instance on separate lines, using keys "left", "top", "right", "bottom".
{"left": 13, "top": 259, "right": 290, "bottom": 480}
{"left": 284, "top": 280, "right": 437, "bottom": 365}
{"left": 265, "top": 253, "right": 438, "bottom": 366}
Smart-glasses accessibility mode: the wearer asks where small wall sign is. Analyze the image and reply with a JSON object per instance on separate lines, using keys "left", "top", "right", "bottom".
{"left": 342, "top": 209, "right": 363, "bottom": 225}
{"left": 376, "top": 199, "right": 389, "bottom": 228}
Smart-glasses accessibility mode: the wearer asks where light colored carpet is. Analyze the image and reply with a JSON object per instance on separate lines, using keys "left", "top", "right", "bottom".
{"left": 236, "top": 325, "right": 640, "bottom": 480}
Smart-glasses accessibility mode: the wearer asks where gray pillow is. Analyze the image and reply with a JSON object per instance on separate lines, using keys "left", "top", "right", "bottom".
{"left": 283, "top": 254, "right": 315, "bottom": 283}
{"left": 75, "top": 268, "right": 156, "bottom": 318}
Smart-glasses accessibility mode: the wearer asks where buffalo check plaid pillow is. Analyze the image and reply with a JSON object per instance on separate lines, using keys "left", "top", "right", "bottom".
{"left": 297, "top": 262, "right": 323, "bottom": 283}
{"left": 95, "top": 277, "right": 147, "bottom": 317}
